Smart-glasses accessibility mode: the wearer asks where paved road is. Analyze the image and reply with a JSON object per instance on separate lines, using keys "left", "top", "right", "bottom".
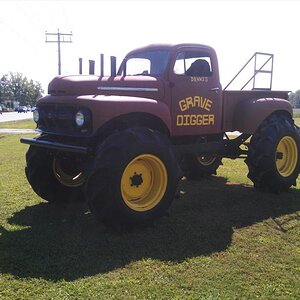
{"left": 0, "top": 128, "right": 36, "bottom": 134}
{"left": 0, "top": 112, "right": 33, "bottom": 123}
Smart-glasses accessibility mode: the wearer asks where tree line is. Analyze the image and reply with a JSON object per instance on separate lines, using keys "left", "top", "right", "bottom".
{"left": 289, "top": 90, "right": 300, "bottom": 108}
{"left": 0, "top": 72, "right": 44, "bottom": 109}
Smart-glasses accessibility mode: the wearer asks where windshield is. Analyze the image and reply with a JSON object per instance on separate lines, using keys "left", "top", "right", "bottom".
{"left": 118, "top": 50, "right": 170, "bottom": 76}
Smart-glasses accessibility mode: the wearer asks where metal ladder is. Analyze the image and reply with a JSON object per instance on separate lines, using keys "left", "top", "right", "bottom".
{"left": 224, "top": 52, "right": 274, "bottom": 90}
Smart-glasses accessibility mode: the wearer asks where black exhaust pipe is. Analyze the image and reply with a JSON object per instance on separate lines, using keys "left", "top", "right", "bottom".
{"left": 110, "top": 56, "right": 116, "bottom": 77}
{"left": 79, "top": 58, "right": 83, "bottom": 74}
{"left": 100, "top": 54, "right": 104, "bottom": 77}
{"left": 89, "top": 60, "right": 95, "bottom": 75}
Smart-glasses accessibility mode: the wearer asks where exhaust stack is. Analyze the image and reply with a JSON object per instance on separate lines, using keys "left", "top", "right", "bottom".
{"left": 100, "top": 54, "right": 104, "bottom": 77}
{"left": 110, "top": 56, "right": 116, "bottom": 77}
{"left": 79, "top": 58, "right": 83, "bottom": 74}
{"left": 89, "top": 60, "right": 95, "bottom": 75}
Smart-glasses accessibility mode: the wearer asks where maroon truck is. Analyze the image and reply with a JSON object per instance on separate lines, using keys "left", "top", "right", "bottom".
{"left": 21, "top": 43, "right": 300, "bottom": 227}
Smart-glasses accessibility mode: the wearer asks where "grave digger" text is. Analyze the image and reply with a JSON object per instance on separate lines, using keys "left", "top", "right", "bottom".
{"left": 177, "top": 96, "right": 215, "bottom": 126}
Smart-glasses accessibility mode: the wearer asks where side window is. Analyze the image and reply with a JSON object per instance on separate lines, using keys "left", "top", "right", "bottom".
{"left": 173, "top": 51, "right": 212, "bottom": 77}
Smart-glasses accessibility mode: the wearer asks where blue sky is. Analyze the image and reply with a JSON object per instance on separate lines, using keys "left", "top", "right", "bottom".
{"left": 1, "top": 0, "right": 299, "bottom": 92}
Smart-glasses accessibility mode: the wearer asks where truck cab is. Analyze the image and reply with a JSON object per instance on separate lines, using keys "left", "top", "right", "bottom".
{"left": 116, "top": 44, "right": 223, "bottom": 136}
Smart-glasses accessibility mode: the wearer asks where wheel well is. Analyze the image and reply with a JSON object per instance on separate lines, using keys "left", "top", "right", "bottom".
{"left": 252, "top": 110, "right": 294, "bottom": 137}
{"left": 263, "top": 110, "right": 294, "bottom": 126}
{"left": 94, "top": 112, "right": 170, "bottom": 141}
{"left": 273, "top": 109, "right": 293, "bottom": 120}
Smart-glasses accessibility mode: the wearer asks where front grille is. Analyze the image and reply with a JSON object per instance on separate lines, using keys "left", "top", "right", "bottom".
{"left": 37, "top": 104, "right": 92, "bottom": 136}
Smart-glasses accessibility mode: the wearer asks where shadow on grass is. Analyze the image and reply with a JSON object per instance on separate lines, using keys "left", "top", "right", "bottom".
{"left": 0, "top": 176, "right": 300, "bottom": 281}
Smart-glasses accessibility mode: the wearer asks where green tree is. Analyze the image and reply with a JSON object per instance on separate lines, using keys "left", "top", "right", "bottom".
{"left": 0, "top": 75, "right": 13, "bottom": 104}
{"left": 0, "top": 72, "right": 44, "bottom": 107}
{"left": 289, "top": 90, "right": 300, "bottom": 108}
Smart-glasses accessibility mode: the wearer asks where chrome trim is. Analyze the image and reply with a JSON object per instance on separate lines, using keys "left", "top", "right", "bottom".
{"left": 97, "top": 86, "right": 158, "bottom": 92}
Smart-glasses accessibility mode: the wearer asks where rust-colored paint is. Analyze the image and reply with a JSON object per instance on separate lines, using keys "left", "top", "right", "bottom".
{"left": 168, "top": 45, "right": 222, "bottom": 136}
{"left": 222, "top": 90, "right": 290, "bottom": 133}
{"left": 39, "top": 94, "right": 172, "bottom": 136}
{"left": 233, "top": 97, "right": 292, "bottom": 133}
{"left": 37, "top": 43, "right": 293, "bottom": 138}
{"left": 48, "top": 75, "right": 165, "bottom": 101}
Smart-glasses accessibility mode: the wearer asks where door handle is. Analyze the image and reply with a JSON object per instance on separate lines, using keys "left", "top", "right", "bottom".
{"left": 211, "top": 87, "right": 220, "bottom": 92}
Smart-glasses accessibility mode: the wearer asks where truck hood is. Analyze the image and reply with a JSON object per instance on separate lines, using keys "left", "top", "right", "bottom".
{"left": 48, "top": 75, "right": 165, "bottom": 101}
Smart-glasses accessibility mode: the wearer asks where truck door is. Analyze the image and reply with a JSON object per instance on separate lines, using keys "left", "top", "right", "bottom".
{"left": 170, "top": 47, "right": 222, "bottom": 136}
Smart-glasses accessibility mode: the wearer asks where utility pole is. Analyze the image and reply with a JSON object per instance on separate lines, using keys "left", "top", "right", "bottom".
{"left": 45, "top": 29, "right": 73, "bottom": 75}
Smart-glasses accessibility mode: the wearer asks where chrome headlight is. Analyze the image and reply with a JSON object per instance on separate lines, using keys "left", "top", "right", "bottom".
{"left": 33, "top": 110, "right": 39, "bottom": 123}
{"left": 75, "top": 111, "right": 85, "bottom": 127}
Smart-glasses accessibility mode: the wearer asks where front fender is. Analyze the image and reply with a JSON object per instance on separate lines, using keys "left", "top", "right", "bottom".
{"left": 37, "top": 95, "right": 171, "bottom": 137}
{"left": 234, "top": 98, "right": 293, "bottom": 134}
{"left": 81, "top": 95, "right": 172, "bottom": 135}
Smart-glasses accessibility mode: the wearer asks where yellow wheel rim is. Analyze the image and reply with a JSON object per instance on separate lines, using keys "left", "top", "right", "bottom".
{"left": 53, "top": 158, "right": 85, "bottom": 187}
{"left": 276, "top": 136, "right": 298, "bottom": 177}
{"left": 121, "top": 154, "right": 168, "bottom": 212}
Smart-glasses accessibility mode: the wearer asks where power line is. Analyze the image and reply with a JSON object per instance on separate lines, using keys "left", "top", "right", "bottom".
{"left": 45, "top": 29, "right": 73, "bottom": 75}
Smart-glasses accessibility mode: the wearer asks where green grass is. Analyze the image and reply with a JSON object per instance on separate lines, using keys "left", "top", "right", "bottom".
{"left": 294, "top": 117, "right": 300, "bottom": 127}
{"left": 0, "top": 134, "right": 299, "bottom": 299}
{"left": 0, "top": 119, "right": 36, "bottom": 129}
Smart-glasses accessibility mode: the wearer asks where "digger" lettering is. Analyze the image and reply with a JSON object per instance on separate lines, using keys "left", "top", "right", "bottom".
{"left": 176, "top": 114, "right": 215, "bottom": 126}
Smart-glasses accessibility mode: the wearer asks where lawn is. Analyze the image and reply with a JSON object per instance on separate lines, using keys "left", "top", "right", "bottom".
{"left": 0, "top": 122, "right": 299, "bottom": 299}
{"left": 294, "top": 116, "right": 300, "bottom": 127}
{"left": 0, "top": 133, "right": 300, "bottom": 299}
{"left": 0, "top": 119, "right": 36, "bottom": 129}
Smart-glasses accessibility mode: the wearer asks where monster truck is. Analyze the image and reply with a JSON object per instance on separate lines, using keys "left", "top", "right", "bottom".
{"left": 21, "top": 43, "right": 300, "bottom": 227}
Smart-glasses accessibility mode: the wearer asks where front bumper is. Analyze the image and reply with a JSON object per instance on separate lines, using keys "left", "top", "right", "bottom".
{"left": 20, "top": 137, "right": 91, "bottom": 155}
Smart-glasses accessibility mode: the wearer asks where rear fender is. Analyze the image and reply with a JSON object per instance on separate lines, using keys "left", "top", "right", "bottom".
{"left": 233, "top": 98, "right": 293, "bottom": 134}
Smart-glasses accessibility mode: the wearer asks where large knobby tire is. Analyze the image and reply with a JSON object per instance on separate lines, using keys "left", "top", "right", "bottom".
{"left": 25, "top": 139, "right": 85, "bottom": 202}
{"left": 245, "top": 114, "right": 300, "bottom": 193}
{"left": 85, "top": 127, "right": 181, "bottom": 227}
